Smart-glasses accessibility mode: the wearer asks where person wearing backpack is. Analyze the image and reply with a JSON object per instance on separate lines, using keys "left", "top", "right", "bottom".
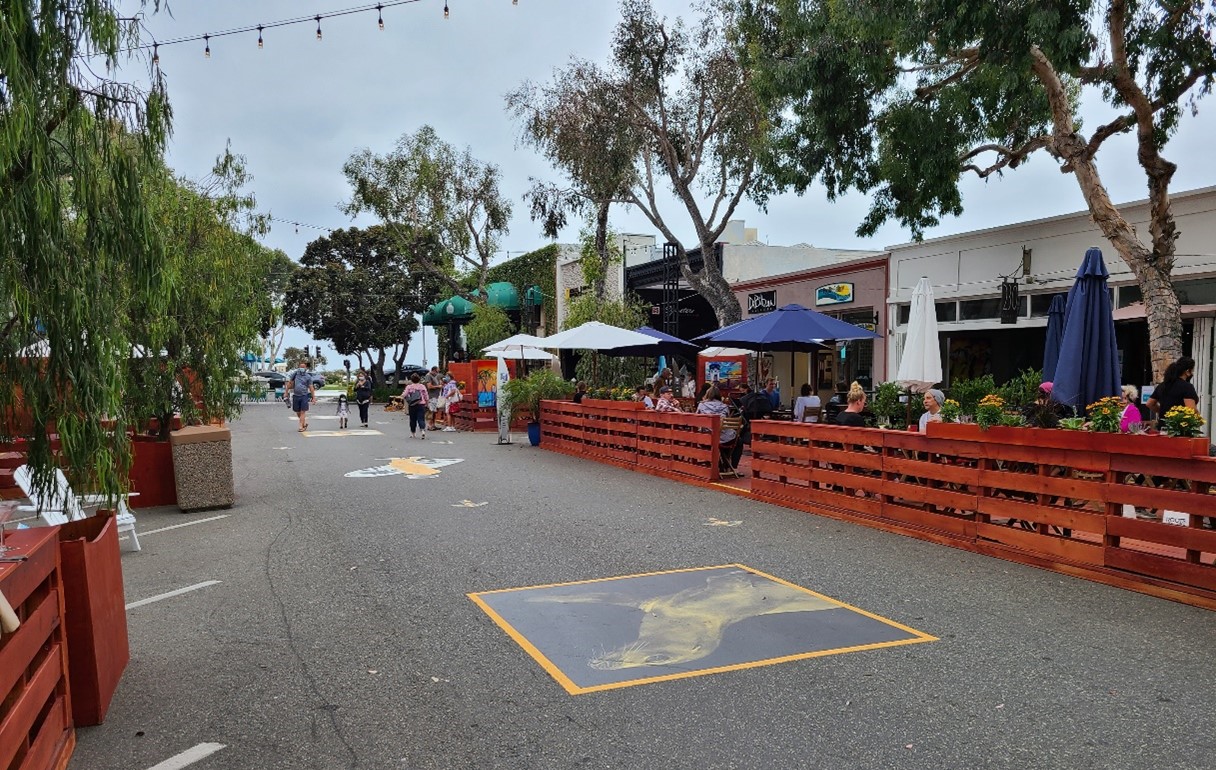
{"left": 288, "top": 360, "right": 316, "bottom": 432}
{"left": 402, "top": 373, "right": 429, "bottom": 439}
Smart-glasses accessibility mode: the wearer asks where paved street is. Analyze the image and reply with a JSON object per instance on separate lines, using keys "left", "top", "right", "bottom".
{"left": 70, "top": 405, "right": 1216, "bottom": 770}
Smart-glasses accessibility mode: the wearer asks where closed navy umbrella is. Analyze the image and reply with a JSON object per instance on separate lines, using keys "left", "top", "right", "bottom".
{"left": 1051, "top": 247, "right": 1121, "bottom": 411}
{"left": 1042, "top": 295, "right": 1067, "bottom": 382}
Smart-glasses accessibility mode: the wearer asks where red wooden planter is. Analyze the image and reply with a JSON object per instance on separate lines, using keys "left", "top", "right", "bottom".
{"left": 925, "top": 421, "right": 1209, "bottom": 458}
{"left": 58, "top": 512, "right": 129, "bottom": 726}
{"left": 579, "top": 399, "right": 644, "bottom": 410}
{"left": 128, "top": 435, "right": 177, "bottom": 508}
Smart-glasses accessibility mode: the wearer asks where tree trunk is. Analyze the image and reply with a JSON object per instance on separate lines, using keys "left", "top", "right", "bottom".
{"left": 593, "top": 201, "right": 610, "bottom": 300}
{"left": 371, "top": 348, "right": 387, "bottom": 387}
{"left": 393, "top": 342, "right": 409, "bottom": 378}
{"left": 679, "top": 242, "right": 742, "bottom": 327}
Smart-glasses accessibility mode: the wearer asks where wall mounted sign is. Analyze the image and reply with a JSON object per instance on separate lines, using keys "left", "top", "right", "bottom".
{"left": 815, "top": 283, "right": 854, "bottom": 306}
{"left": 747, "top": 290, "right": 777, "bottom": 314}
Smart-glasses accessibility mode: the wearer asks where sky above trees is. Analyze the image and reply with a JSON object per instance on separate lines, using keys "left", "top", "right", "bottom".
{"left": 117, "top": 0, "right": 1216, "bottom": 365}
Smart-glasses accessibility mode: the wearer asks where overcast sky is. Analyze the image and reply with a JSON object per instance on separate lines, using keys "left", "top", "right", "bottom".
{"left": 117, "top": 0, "right": 1215, "bottom": 368}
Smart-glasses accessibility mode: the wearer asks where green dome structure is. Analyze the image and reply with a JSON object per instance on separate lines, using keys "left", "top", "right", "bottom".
{"left": 424, "top": 295, "right": 475, "bottom": 326}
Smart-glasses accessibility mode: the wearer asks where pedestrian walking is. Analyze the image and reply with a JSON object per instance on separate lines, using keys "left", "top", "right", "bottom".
{"left": 402, "top": 373, "right": 429, "bottom": 439}
{"left": 440, "top": 376, "right": 459, "bottom": 431}
{"left": 288, "top": 360, "right": 316, "bottom": 432}
{"left": 336, "top": 394, "right": 350, "bottom": 430}
{"left": 423, "top": 366, "right": 444, "bottom": 430}
{"left": 354, "top": 372, "right": 373, "bottom": 428}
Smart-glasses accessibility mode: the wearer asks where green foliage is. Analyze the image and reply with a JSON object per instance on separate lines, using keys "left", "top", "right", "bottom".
{"left": 564, "top": 294, "right": 650, "bottom": 387}
{"left": 870, "top": 382, "right": 903, "bottom": 425}
{"left": 949, "top": 375, "right": 997, "bottom": 417}
{"left": 999, "top": 412, "right": 1027, "bottom": 428}
{"left": 465, "top": 305, "right": 515, "bottom": 359}
{"left": 501, "top": 368, "right": 574, "bottom": 421}
{"left": 940, "top": 399, "right": 961, "bottom": 423}
{"left": 284, "top": 347, "right": 326, "bottom": 368}
{"left": 123, "top": 147, "right": 273, "bottom": 439}
{"left": 997, "top": 368, "right": 1043, "bottom": 411}
{"left": 1161, "top": 406, "right": 1205, "bottom": 438}
{"left": 1058, "top": 416, "right": 1087, "bottom": 431}
{"left": 1087, "top": 396, "right": 1124, "bottom": 434}
{"left": 485, "top": 244, "right": 558, "bottom": 333}
{"left": 343, "top": 125, "right": 510, "bottom": 295}
{"left": 976, "top": 394, "right": 1006, "bottom": 431}
{"left": 1, "top": 1, "right": 172, "bottom": 497}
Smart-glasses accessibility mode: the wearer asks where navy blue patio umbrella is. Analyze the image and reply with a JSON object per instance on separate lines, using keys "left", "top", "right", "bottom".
{"left": 1051, "top": 247, "right": 1121, "bottom": 411}
{"left": 693, "top": 304, "right": 881, "bottom": 350}
{"left": 1042, "top": 294, "right": 1067, "bottom": 382}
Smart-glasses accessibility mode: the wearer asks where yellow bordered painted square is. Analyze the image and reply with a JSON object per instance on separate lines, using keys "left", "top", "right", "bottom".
{"left": 469, "top": 564, "right": 936, "bottom": 694}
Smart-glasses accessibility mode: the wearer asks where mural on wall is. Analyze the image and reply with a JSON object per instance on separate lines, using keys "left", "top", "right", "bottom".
{"left": 477, "top": 363, "right": 498, "bottom": 407}
{"left": 470, "top": 565, "right": 936, "bottom": 694}
{"left": 704, "top": 359, "right": 744, "bottom": 389}
{"left": 815, "top": 282, "right": 855, "bottom": 306}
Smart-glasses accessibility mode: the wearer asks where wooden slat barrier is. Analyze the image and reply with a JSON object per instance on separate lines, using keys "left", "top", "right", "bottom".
{"left": 0, "top": 527, "right": 76, "bottom": 770}
{"left": 748, "top": 421, "right": 1216, "bottom": 608}
{"left": 540, "top": 401, "right": 720, "bottom": 481}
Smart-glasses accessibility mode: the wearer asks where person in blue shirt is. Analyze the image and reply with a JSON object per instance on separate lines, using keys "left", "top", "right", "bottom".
{"left": 765, "top": 379, "right": 781, "bottom": 410}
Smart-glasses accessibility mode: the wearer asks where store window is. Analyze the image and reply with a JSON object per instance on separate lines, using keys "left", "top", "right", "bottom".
{"left": 1117, "top": 285, "right": 1142, "bottom": 308}
{"left": 897, "top": 304, "right": 910, "bottom": 325}
{"left": 936, "top": 302, "right": 957, "bottom": 322}
{"left": 1030, "top": 292, "right": 1067, "bottom": 317}
{"left": 959, "top": 296, "right": 1027, "bottom": 320}
{"left": 1175, "top": 278, "right": 1216, "bottom": 305}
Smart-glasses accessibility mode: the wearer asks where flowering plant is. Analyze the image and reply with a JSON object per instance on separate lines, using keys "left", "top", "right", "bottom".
{"left": 976, "top": 394, "right": 1006, "bottom": 431}
{"left": 1058, "top": 416, "right": 1087, "bottom": 431}
{"left": 1161, "top": 406, "right": 1205, "bottom": 438}
{"left": 939, "top": 399, "right": 961, "bottom": 423}
{"left": 1087, "top": 396, "right": 1124, "bottom": 433}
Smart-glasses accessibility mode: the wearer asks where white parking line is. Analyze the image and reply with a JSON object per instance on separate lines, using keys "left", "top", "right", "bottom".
{"left": 119, "top": 515, "right": 230, "bottom": 543}
{"left": 146, "top": 743, "right": 226, "bottom": 770}
{"left": 126, "top": 581, "right": 221, "bottom": 610}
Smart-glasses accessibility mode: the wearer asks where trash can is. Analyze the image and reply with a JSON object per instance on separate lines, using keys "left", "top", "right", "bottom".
{"left": 169, "top": 425, "right": 235, "bottom": 511}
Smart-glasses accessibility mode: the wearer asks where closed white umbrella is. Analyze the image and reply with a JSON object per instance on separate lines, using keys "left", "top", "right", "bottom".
{"left": 895, "top": 276, "right": 943, "bottom": 392}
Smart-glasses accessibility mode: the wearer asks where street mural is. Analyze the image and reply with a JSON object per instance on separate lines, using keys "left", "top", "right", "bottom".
{"left": 470, "top": 565, "right": 935, "bottom": 694}
{"left": 303, "top": 429, "right": 382, "bottom": 438}
{"left": 344, "top": 457, "right": 464, "bottom": 479}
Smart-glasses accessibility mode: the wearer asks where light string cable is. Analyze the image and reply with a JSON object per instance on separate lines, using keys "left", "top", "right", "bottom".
{"left": 100, "top": 0, "right": 492, "bottom": 59}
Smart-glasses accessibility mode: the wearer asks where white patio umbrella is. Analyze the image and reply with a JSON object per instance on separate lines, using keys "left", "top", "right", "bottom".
{"left": 540, "top": 321, "right": 660, "bottom": 351}
{"left": 484, "top": 333, "right": 550, "bottom": 353}
{"left": 490, "top": 347, "right": 555, "bottom": 361}
{"left": 895, "top": 276, "right": 943, "bottom": 392}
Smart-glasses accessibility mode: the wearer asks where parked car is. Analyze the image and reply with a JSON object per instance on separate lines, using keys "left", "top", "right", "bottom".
{"left": 383, "top": 365, "right": 429, "bottom": 386}
{"left": 251, "top": 370, "right": 288, "bottom": 390}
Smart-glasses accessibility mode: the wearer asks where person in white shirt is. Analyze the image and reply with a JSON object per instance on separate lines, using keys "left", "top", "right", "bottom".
{"left": 793, "top": 383, "right": 822, "bottom": 423}
{"left": 919, "top": 389, "right": 945, "bottom": 431}
{"left": 634, "top": 384, "right": 656, "bottom": 409}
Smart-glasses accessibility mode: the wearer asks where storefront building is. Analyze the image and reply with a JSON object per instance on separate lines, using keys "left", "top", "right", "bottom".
{"left": 731, "top": 256, "right": 888, "bottom": 402}
{"left": 886, "top": 186, "right": 1216, "bottom": 430}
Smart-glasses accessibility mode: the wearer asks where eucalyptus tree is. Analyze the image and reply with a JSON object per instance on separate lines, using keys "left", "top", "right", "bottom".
{"left": 342, "top": 126, "right": 511, "bottom": 299}
{"left": 733, "top": 0, "right": 1216, "bottom": 378}
{"left": 506, "top": 65, "right": 642, "bottom": 301}
{"left": 259, "top": 249, "right": 297, "bottom": 369}
{"left": 521, "top": 0, "right": 772, "bottom": 327}
{"left": 2, "top": 1, "right": 171, "bottom": 494}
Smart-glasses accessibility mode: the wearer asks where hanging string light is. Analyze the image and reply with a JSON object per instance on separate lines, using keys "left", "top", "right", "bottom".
{"left": 152, "top": 42, "right": 159, "bottom": 64}
{"left": 108, "top": 0, "right": 522, "bottom": 60}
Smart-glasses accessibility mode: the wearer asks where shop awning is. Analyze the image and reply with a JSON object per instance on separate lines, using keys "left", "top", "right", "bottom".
{"left": 1111, "top": 302, "right": 1216, "bottom": 321}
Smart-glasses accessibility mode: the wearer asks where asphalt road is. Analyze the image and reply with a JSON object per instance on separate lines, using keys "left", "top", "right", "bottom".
{"left": 70, "top": 404, "right": 1216, "bottom": 770}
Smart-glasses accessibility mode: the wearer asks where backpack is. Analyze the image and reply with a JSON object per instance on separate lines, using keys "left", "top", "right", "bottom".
{"left": 405, "top": 388, "right": 423, "bottom": 405}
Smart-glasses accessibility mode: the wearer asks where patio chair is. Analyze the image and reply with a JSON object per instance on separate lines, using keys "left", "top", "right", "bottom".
{"left": 12, "top": 465, "right": 141, "bottom": 552}
{"left": 719, "top": 414, "right": 745, "bottom": 478}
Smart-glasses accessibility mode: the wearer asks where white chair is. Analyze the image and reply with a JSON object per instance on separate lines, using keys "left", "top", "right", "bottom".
{"left": 12, "top": 465, "right": 141, "bottom": 552}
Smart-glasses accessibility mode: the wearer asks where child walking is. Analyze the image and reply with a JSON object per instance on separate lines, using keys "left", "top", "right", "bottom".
{"left": 336, "top": 393, "right": 350, "bottom": 430}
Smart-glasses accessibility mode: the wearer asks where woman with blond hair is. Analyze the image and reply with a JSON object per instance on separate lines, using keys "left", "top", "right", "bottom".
{"left": 834, "top": 382, "right": 868, "bottom": 427}
{"left": 1118, "top": 384, "right": 1145, "bottom": 433}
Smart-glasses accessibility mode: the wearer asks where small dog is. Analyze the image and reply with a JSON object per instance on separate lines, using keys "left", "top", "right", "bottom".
{"left": 336, "top": 394, "right": 350, "bottom": 429}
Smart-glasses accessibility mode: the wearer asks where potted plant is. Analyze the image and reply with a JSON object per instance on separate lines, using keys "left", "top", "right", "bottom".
{"left": 501, "top": 369, "right": 574, "bottom": 446}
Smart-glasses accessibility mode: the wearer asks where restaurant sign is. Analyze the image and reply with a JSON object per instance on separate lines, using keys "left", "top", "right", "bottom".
{"left": 815, "top": 283, "right": 854, "bottom": 306}
{"left": 747, "top": 290, "right": 777, "bottom": 314}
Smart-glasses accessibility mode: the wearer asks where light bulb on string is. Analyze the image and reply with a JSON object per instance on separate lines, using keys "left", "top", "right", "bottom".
{"left": 204, "top": 34, "right": 210, "bottom": 58}
{"left": 315, "top": 16, "right": 322, "bottom": 40}
{"left": 257, "top": 25, "right": 264, "bottom": 48}
{"left": 513, "top": 0, "right": 518, "bottom": 4}
{"left": 444, "top": 2, "right": 449, "bottom": 19}
{"left": 377, "top": 4, "right": 384, "bottom": 29}
{"left": 152, "top": 43, "right": 159, "bottom": 64}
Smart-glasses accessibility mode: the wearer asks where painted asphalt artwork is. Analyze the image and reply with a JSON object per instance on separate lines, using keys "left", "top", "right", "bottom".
{"left": 470, "top": 565, "right": 935, "bottom": 694}
{"left": 345, "top": 457, "right": 464, "bottom": 479}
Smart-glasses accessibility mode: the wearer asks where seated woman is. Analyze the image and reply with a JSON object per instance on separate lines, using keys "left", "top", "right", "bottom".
{"left": 572, "top": 381, "right": 589, "bottom": 404}
{"left": 697, "top": 386, "right": 742, "bottom": 469}
{"left": 793, "top": 383, "right": 821, "bottom": 423}
{"left": 1119, "top": 384, "right": 1144, "bottom": 432}
{"left": 634, "top": 384, "right": 656, "bottom": 409}
{"left": 835, "top": 382, "right": 869, "bottom": 426}
{"left": 918, "top": 389, "right": 944, "bottom": 431}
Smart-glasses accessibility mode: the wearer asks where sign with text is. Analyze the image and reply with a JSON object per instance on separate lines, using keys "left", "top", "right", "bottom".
{"left": 747, "top": 291, "right": 777, "bottom": 314}
{"left": 816, "top": 283, "right": 854, "bottom": 306}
